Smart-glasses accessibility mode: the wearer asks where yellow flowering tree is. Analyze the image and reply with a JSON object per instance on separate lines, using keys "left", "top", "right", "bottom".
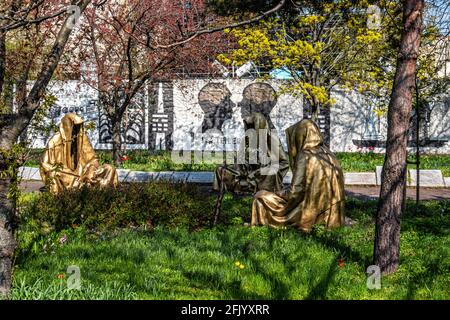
{"left": 218, "top": 0, "right": 387, "bottom": 119}
{"left": 342, "top": 0, "right": 449, "bottom": 123}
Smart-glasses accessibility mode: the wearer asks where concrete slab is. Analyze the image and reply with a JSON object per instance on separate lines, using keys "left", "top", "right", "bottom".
{"left": 125, "top": 171, "right": 159, "bottom": 182}
{"left": 155, "top": 171, "right": 174, "bottom": 181}
{"left": 409, "top": 169, "right": 445, "bottom": 187}
{"left": 170, "top": 172, "right": 190, "bottom": 183}
{"left": 19, "top": 167, "right": 41, "bottom": 181}
{"left": 344, "top": 172, "right": 377, "bottom": 185}
{"left": 18, "top": 166, "right": 447, "bottom": 188}
{"left": 376, "top": 166, "right": 383, "bottom": 185}
{"left": 186, "top": 172, "right": 214, "bottom": 183}
{"left": 117, "top": 169, "right": 130, "bottom": 182}
{"left": 445, "top": 177, "right": 450, "bottom": 188}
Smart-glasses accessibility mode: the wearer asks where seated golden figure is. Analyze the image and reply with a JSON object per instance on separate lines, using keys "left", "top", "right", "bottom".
{"left": 213, "top": 112, "right": 289, "bottom": 194}
{"left": 251, "top": 119, "right": 345, "bottom": 232}
{"left": 40, "top": 113, "right": 118, "bottom": 194}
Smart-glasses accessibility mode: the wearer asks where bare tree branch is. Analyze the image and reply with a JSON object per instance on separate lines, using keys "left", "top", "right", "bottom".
{"left": 147, "top": 0, "right": 286, "bottom": 49}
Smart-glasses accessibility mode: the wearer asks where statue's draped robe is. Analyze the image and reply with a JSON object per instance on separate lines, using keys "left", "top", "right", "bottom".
{"left": 213, "top": 113, "right": 289, "bottom": 193}
{"left": 40, "top": 113, "right": 118, "bottom": 193}
{"left": 251, "top": 119, "right": 345, "bottom": 232}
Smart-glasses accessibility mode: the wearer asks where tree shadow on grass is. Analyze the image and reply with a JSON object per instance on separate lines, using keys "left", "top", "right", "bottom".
{"left": 404, "top": 254, "right": 450, "bottom": 300}
{"left": 307, "top": 230, "right": 373, "bottom": 268}
{"left": 213, "top": 229, "right": 343, "bottom": 300}
{"left": 400, "top": 201, "right": 450, "bottom": 237}
{"left": 247, "top": 252, "right": 291, "bottom": 299}
{"left": 219, "top": 228, "right": 294, "bottom": 299}
{"left": 151, "top": 228, "right": 295, "bottom": 299}
{"left": 205, "top": 230, "right": 289, "bottom": 299}
{"left": 305, "top": 258, "right": 337, "bottom": 300}
{"left": 159, "top": 230, "right": 267, "bottom": 299}
{"left": 157, "top": 227, "right": 347, "bottom": 299}
{"left": 180, "top": 269, "right": 265, "bottom": 299}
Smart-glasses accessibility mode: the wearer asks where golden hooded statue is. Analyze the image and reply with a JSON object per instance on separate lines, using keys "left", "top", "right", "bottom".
{"left": 40, "top": 113, "right": 118, "bottom": 193}
{"left": 213, "top": 112, "right": 289, "bottom": 194}
{"left": 251, "top": 119, "right": 345, "bottom": 232}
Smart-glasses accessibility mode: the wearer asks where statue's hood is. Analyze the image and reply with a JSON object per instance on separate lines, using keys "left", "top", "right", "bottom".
{"left": 60, "top": 113, "right": 84, "bottom": 141}
{"left": 285, "top": 119, "right": 323, "bottom": 167}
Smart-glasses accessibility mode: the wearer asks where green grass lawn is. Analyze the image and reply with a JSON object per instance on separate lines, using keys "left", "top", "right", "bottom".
{"left": 336, "top": 152, "right": 450, "bottom": 177}
{"left": 10, "top": 188, "right": 450, "bottom": 300}
{"left": 24, "top": 150, "right": 450, "bottom": 176}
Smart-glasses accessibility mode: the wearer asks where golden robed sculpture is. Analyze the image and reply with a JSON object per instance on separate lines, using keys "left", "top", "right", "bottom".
{"left": 251, "top": 119, "right": 345, "bottom": 232}
{"left": 40, "top": 113, "right": 118, "bottom": 193}
{"left": 213, "top": 112, "right": 289, "bottom": 194}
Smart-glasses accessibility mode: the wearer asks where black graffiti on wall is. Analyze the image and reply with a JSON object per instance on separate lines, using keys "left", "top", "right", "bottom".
{"left": 352, "top": 101, "right": 448, "bottom": 148}
{"left": 98, "top": 111, "right": 112, "bottom": 144}
{"left": 98, "top": 89, "right": 147, "bottom": 145}
{"left": 198, "top": 82, "right": 278, "bottom": 134}
{"left": 239, "top": 83, "right": 277, "bottom": 129}
{"left": 148, "top": 82, "right": 174, "bottom": 150}
{"left": 35, "top": 99, "right": 98, "bottom": 145}
{"left": 125, "top": 92, "right": 146, "bottom": 144}
{"left": 48, "top": 99, "right": 97, "bottom": 121}
{"left": 198, "top": 83, "right": 235, "bottom": 132}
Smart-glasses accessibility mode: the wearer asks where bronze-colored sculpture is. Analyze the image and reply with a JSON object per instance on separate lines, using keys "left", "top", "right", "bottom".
{"left": 213, "top": 113, "right": 289, "bottom": 194}
{"left": 251, "top": 119, "right": 345, "bottom": 232}
{"left": 40, "top": 113, "right": 118, "bottom": 194}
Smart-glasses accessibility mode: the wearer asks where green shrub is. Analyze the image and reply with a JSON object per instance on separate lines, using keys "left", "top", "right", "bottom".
{"left": 20, "top": 182, "right": 215, "bottom": 232}
{"left": 16, "top": 183, "right": 256, "bottom": 260}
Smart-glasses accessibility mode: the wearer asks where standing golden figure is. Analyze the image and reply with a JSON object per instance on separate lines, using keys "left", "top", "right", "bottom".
{"left": 40, "top": 113, "right": 118, "bottom": 194}
{"left": 251, "top": 119, "right": 345, "bottom": 232}
{"left": 213, "top": 113, "right": 289, "bottom": 194}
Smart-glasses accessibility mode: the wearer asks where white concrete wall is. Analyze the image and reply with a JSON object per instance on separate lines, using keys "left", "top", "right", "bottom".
{"left": 426, "top": 94, "right": 450, "bottom": 154}
{"left": 330, "top": 89, "right": 388, "bottom": 153}
{"left": 330, "top": 89, "right": 450, "bottom": 154}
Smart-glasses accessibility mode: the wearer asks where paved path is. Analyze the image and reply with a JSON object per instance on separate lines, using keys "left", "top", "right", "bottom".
{"left": 344, "top": 186, "right": 450, "bottom": 201}
{"left": 19, "top": 180, "right": 450, "bottom": 201}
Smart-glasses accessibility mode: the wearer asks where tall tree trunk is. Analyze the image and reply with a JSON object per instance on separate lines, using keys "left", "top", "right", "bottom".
{"left": 0, "top": 167, "right": 17, "bottom": 297}
{"left": 111, "top": 119, "right": 122, "bottom": 166}
{"left": 374, "top": 0, "right": 424, "bottom": 275}
{"left": 0, "top": 0, "right": 92, "bottom": 298}
{"left": 0, "top": 30, "right": 5, "bottom": 100}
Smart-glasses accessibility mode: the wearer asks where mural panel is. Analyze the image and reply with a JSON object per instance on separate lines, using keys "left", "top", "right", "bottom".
{"left": 171, "top": 79, "right": 304, "bottom": 152}
{"left": 148, "top": 82, "right": 174, "bottom": 150}
{"left": 28, "top": 81, "right": 99, "bottom": 149}
{"left": 98, "top": 86, "right": 147, "bottom": 148}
